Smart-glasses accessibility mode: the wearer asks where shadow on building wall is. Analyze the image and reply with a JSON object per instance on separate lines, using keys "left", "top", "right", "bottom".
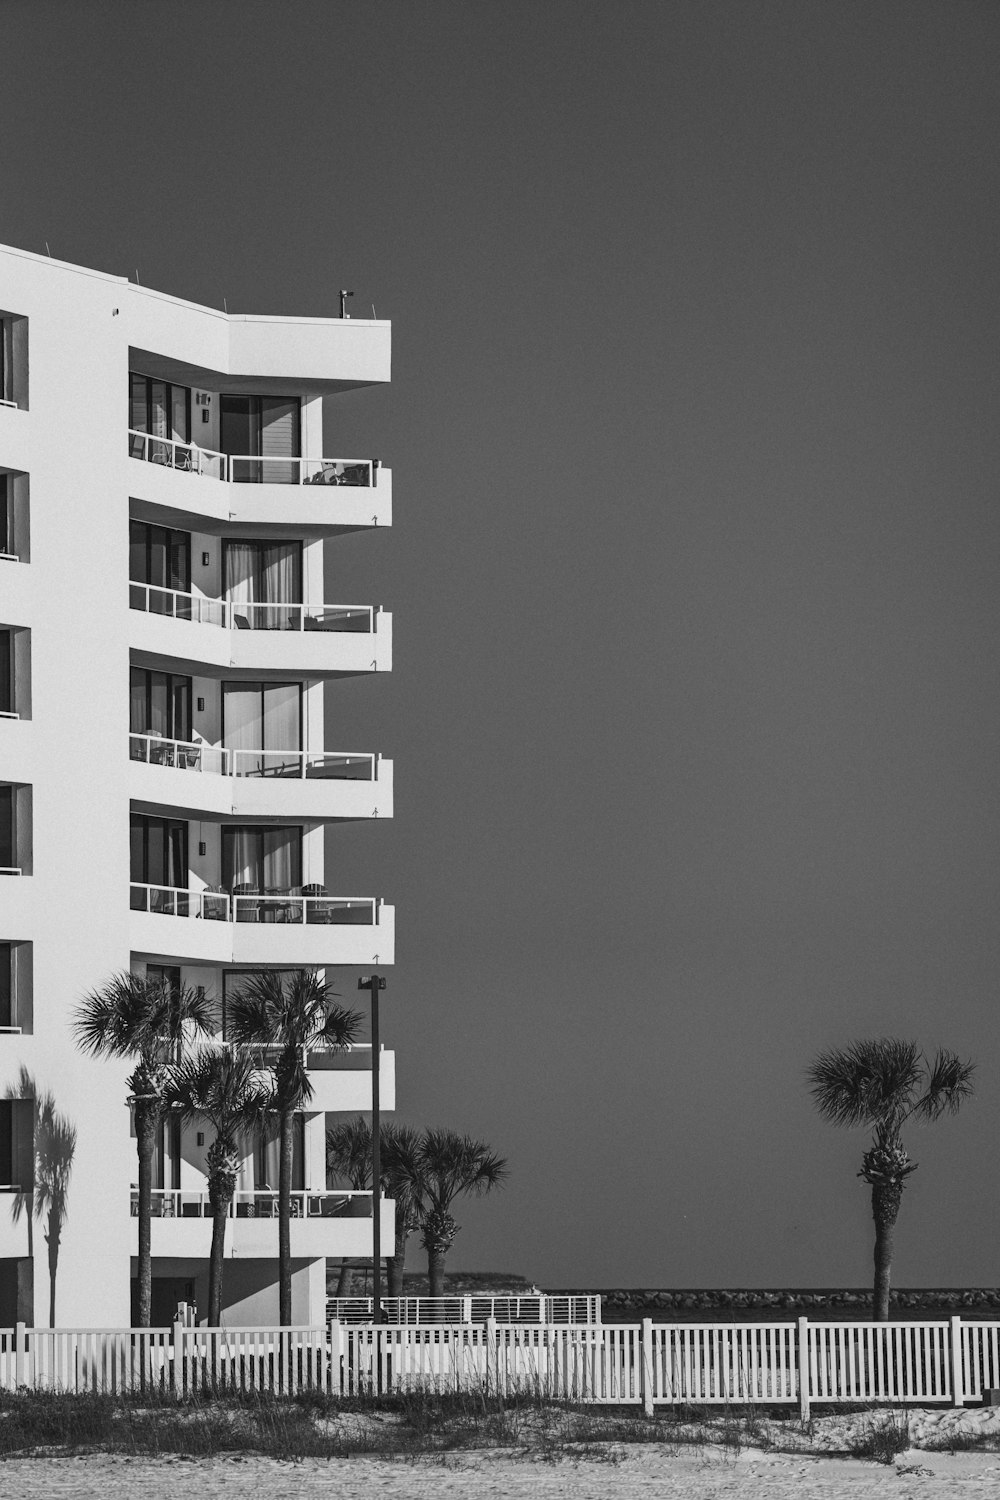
{"left": 5, "top": 1067, "right": 76, "bottom": 1327}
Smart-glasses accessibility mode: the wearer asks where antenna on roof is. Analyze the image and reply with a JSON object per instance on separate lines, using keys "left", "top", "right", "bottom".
{"left": 135, "top": 269, "right": 141, "bottom": 285}
{"left": 45, "top": 242, "right": 51, "bottom": 257}
{"left": 339, "top": 290, "right": 354, "bottom": 319}
{"left": 371, "top": 303, "right": 376, "bottom": 319}
{"left": 223, "top": 297, "right": 228, "bottom": 314}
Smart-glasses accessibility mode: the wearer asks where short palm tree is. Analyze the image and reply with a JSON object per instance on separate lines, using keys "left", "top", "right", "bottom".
{"left": 326, "top": 1116, "right": 373, "bottom": 1298}
{"left": 226, "top": 971, "right": 361, "bottom": 1324}
{"left": 417, "top": 1129, "right": 508, "bottom": 1297}
{"left": 167, "top": 1045, "right": 273, "bottom": 1325}
{"left": 74, "top": 972, "right": 214, "bottom": 1325}
{"left": 808, "top": 1038, "right": 975, "bottom": 1320}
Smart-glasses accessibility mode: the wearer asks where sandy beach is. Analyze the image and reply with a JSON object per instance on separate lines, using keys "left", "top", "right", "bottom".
{"left": 3, "top": 1408, "right": 1000, "bottom": 1499}
{"left": 0, "top": 1445, "right": 998, "bottom": 1499}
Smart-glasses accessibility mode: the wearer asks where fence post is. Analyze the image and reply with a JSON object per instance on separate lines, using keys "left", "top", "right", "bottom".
{"left": 463, "top": 1296, "right": 473, "bottom": 1324}
{"left": 14, "top": 1322, "right": 24, "bottom": 1388}
{"left": 797, "top": 1317, "right": 810, "bottom": 1422}
{"left": 486, "top": 1316, "right": 498, "bottom": 1398}
{"left": 329, "top": 1319, "right": 342, "bottom": 1397}
{"left": 951, "top": 1316, "right": 965, "bottom": 1408}
{"left": 641, "top": 1318, "right": 654, "bottom": 1417}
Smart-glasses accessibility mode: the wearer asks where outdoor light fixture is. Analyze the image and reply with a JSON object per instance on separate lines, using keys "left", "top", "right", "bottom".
{"left": 196, "top": 697, "right": 205, "bottom": 712}
{"left": 201, "top": 552, "right": 210, "bottom": 566}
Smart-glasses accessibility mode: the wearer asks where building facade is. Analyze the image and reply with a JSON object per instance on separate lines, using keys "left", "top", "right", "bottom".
{"left": 0, "top": 243, "right": 395, "bottom": 1327}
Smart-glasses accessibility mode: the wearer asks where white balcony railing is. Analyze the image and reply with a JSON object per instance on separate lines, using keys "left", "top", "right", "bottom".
{"left": 128, "top": 429, "right": 227, "bottom": 479}
{"left": 129, "top": 733, "right": 377, "bottom": 780}
{"left": 132, "top": 1188, "right": 374, "bottom": 1219}
{"left": 129, "top": 582, "right": 375, "bottom": 633}
{"left": 128, "top": 430, "right": 378, "bottom": 487}
{"left": 130, "top": 882, "right": 380, "bottom": 926}
{"left": 0, "top": 868, "right": 21, "bottom": 877}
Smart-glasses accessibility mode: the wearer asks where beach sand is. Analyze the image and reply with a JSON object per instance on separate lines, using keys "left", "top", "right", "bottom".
{"left": 2, "top": 1409, "right": 1000, "bottom": 1499}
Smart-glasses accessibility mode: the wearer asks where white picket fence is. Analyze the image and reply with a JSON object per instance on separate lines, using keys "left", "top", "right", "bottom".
{"left": 1, "top": 1317, "right": 998, "bottom": 1415}
{"left": 327, "top": 1294, "right": 602, "bottom": 1325}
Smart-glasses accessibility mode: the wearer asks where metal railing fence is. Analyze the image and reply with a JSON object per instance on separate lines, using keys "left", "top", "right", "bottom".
{"left": 128, "top": 430, "right": 377, "bottom": 486}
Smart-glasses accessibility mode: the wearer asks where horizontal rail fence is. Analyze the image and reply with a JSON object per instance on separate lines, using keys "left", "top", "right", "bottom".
{"left": 327, "top": 1294, "right": 601, "bottom": 1325}
{"left": 128, "top": 430, "right": 378, "bottom": 486}
{"left": 0, "top": 1317, "right": 995, "bottom": 1410}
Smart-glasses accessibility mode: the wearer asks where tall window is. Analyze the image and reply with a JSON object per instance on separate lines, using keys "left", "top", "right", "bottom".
{"left": 130, "top": 814, "right": 188, "bottom": 890}
{"left": 154, "top": 1114, "right": 181, "bottom": 1191}
{"left": 222, "top": 826, "right": 301, "bottom": 892}
{"left": 130, "top": 521, "right": 191, "bottom": 599}
{"left": 130, "top": 668, "right": 192, "bottom": 744}
{"left": 0, "top": 475, "right": 9, "bottom": 555}
{"left": 222, "top": 681, "right": 300, "bottom": 774}
{"left": 254, "top": 1119, "right": 304, "bottom": 1191}
{"left": 0, "top": 632, "right": 11, "bottom": 716}
{"left": 220, "top": 396, "right": 300, "bottom": 483}
{"left": 224, "top": 540, "right": 301, "bottom": 628}
{"left": 0, "top": 945, "right": 11, "bottom": 1028}
{"left": 130, "top": 373, "right": 191, "bottom": 446}
{"left": 0, "top": 787, "right": 13, "bottom": 869}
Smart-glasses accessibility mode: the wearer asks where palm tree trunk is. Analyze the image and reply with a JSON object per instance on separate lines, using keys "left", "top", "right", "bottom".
{"left": 134, "top": 1101, "right": 158, "bottom": 1327}
{"left": 206, "top": 1150, "right": 236, "bottom": 1326}
{"left": 871, "top": 1181, "right": 901, "bottom": 1322}
{"left": 46, "top": 1210, "right": 59, "bottom": 1327}
{"left": 386, "top": 1225, "right": 408, "bottom": 1297}
{"left": 427, "top": 1246, "right": 446, "bottom": 1299}
{"left": 278, "top": 1106, "right": 294, "bottom": 1326}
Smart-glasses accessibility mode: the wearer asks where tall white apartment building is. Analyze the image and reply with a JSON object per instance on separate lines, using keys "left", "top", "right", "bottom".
{"left": 0, "top": 244, "right": 395, "bottom": 1327}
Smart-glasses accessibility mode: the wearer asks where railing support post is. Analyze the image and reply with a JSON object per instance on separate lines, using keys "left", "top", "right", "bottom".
{"left": 14, "top": 1321, "right": 25, "bottom": 1388}
{"left": 486, "top": 1315, "right": 498, "bottom": 1398}
{"left": 798, "top": 1317, "right": 810, "bottom": 1422}
{"left": 641, "top": 1317, "right": 654, "bottom": 1416}
{"left": 951, "top": 1315, "right": 965, "bottom": 1407}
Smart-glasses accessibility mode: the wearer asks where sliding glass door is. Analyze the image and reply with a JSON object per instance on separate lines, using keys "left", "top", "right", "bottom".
{"left": 224, "top": 540, "right": 302, "bottom": 629}
{"left": 130, "top": 372, "right": 191, "bottom": 461}
{"left": 222, "top": 681, "right": 301, "bottom": 776}
{"left": 130, "top": 814, "right": 188, "bottom": 890}
{"left": 130, "top": 668, "right": 192, "bottom": 745}
{"left": 222, "top": 826, "right": 301, "bottom": 893}
{"left": 130, "top": 521, "right": 191, "bottom": 613}
{"left": 220, "top": 395, "right": 300, "bottom": 483}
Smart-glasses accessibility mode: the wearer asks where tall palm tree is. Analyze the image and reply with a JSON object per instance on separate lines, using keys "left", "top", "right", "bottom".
{"left": 74, "top": 971, "right": 214, "bottom": 1326}
{"left": 416, "top": 1129, "right": 507, "bottom": 1297}
{"left": 167, "top": 1045, "right": 273, "bottom": 1325}
{"left": 808, "top": 1038, "right": 975, "bottom": 1320}
{"left": 381, "top": 1124, "right": 424, "bottom": 1298}
{"left": 226, "top": 970, "right": 361, "bottom": 1325}
{"left": 326, "top": 1115, "right": 373, "bottom": 1297}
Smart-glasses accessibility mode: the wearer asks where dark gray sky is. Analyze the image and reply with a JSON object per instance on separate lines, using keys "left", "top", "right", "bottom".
{"left": 4, "top": 0, "right": 999, "bottom": 1288}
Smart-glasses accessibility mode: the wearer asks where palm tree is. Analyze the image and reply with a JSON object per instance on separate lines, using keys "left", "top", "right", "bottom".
{"left": 416, "top": 1129, "right": 508, "bottom": 1297}
{"left": 808, "top": 1038, "right": 975, "bottom": 1320}
{"left": 381, "top": 1124, "right": 424, "bottom": 1298}
{"left": 226, "top": 970, "right": 361, "bottom": 1325}
{"left": 325, "top": 1116, "right": 373, "bottom": 1298}
{"left": 167, "top": 1045, "right": 273, "bottom": 1325}
{"left": 73, "top": 972, "right": 214, "bottom": 1326}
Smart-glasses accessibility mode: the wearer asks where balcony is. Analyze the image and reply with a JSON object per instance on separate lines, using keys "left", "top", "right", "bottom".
{"left": 249, "top": 1042, "right": 395, "bottom": 1113}
{"left": 130, "top": 1188, "right": 395, "bottom": 1259}
{"left": 127, "top": 432, "right": 391, "bottom": 533}
{"left": 128, "top": 584, "right": 391, "bottom": 677}
{"left": 128, "top": 734, "right": 392, "bottom": 821}
{"left": 129, "top": 884, "right": 394, "bottom": 966}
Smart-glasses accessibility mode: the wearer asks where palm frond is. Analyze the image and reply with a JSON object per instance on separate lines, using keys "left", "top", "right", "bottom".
{"left": 165, "top": 1045, "right": 274, "bottom": 1143}
{"left": 807, "top": 1038, "right": 922, "bottom": 1129}
{"left": 326, "top": 1117, "right": 373, "bottom": 1190}
{"left": 74, "top": 971, "right": 213, "bottom": 1060}
{"left": 915, "top": 1049, "right": 976, "bottom": 1121}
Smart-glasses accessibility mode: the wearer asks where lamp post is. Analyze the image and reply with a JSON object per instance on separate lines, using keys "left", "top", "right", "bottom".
{"left": 358, "top": 974, "right": 386, "bottom": 1327}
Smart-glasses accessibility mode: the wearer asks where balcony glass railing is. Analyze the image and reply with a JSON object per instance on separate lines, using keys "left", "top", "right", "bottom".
{"left": 130, "top": 882, "right": 379, "bottom": 926}
{"left": 131, "top": 1188, "right": 374, "bottom": 1219}
{"left": 128, "top": 430, "right": 377, "bottom": 487}
{"left": 129, "top": 733, "right": 376, "bottom": 780}
{"left": 129, "top": 583, "right": 375, "bottom": 633}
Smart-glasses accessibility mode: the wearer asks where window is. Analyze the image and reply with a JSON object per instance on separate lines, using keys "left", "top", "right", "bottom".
{"left": 154, "top": 1114, "right": 181, "bottom": 1191}
{"left": 129, "top": 520, "right": 191, "bottom": 601}
{"left": 130, "top": 373, "right": 191, "bottom": 445}
{"left": 0, "top": 472, "right": 29, "bottom": 563}
{"left": 0, "top": 942, "right": 31, "bottom": 1032}
{"left": 0, "top": 1099, "right": 33, "bottom": 1189}
{"left": 254, "top": 1118, "right": 304, "bottom": 1192}
{"left": 0, "top": 313, "right": 28, "bottom": 409}
{"left": 0, "top": 477, "right": 9, "bottom": 557}
{"left": 222, "top": 826, "right": 301, "bottom": 893}
{"left": 0, "top": 788, "right": 13, "bottom": 870}
{"left": 130, "top": 667, "right": 192, "bottom": 745}
{"left": 222, "top": 681, "right": 301, "bottom": 774}
{"left": 220, "top": 395, "right": 300, "bottom": 483}
{"left": 224, "top": 540, "right": 302, "bottom": 628}
{"left": 0, "top": 633, "right": 10, "bottom": 716}
{"left": 130, "top": 814, "right": 188, "bottom": 891}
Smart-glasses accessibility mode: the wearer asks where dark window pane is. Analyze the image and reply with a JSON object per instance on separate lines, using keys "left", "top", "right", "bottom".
{"left": 130, "top": 373, "right": 147, "bottom": 433}
{"left": 0, "top": 1101, "right": 11, "bottom": 1184}
{"left": 0, "top": 787, "right": 13, "bottom": 867}
{"left": 0, "top": 945, "right": 11, "bottom": 1029}
{"left": 0, "top": 631, "right": 11, "bottom": 715}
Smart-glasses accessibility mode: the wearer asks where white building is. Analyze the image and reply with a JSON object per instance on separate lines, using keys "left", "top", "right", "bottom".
{"left": 0, "top": 243, "right": 395, "bottom": 1327}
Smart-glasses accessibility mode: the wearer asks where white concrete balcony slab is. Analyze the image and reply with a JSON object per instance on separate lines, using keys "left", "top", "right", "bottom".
{"left": 133, "top": 1189, "right": 395, "bottom": 1259}
{"left": 246, "top": 1044, "right": 395, "bottom": 1113}
{"left": 128, "top": 735, "right": 392, "bottom": 822}
{"left": 127, "top": 433, "right": 390, "bottom": 534}
{"left": 129, "top": 886, "right": 394, "bottom": 967}
{"left": 0, "top": 402, "right": 30, "bottom": 474}
{"left": 128, "top": 585, "right": 391, "bottom": 677}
